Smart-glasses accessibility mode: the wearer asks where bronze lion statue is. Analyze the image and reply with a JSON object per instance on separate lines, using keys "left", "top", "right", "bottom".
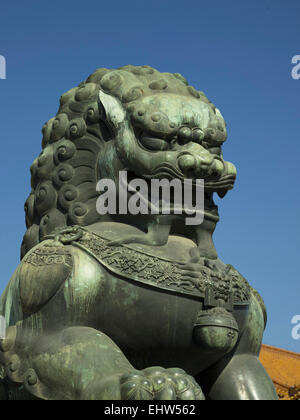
{"left": 0, "top": 65, "right": 277, "bottom": 400}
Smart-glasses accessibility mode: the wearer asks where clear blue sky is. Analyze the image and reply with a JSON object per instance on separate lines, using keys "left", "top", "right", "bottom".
{"left": 0, "top": 0, "right": 299, "bottom": 352}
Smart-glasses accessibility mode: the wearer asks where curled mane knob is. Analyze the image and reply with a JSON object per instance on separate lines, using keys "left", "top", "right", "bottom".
{"left": 100, "top": 71, "right": 123, "bottom": 92}
{"left": 75, "top": 83, "right": 99, "bottom": 102}
{"left": 35, "top": 182, "right": 57, "bottom": 217}
{"left": 149, "top": 79, "right": 167, "bottom": 90}
{"left": 86, "top": 103, "right": 100, "bottom": 124}
{"left": 42, "top": 118, "right": 55, "bottom": 148}
{"left": 58, "top": 185, "right": 79, "bottom": 210}
{"left": 86, "top": 68, "right": 110, "bottom": 84}
{"left": 36, "top": 147, "right": 54, "bottom": 181}
{"left": 122, "top": 87, "right": 143, "bottom": 103}
{"left": 68, "top": 202, "right": 89, "bottom": 224}
{"left": 173, "top": 73, "right": 189, "bottom": 85}
{"left": 54, "top": 140, "right": 76, "bottom": 164}
{"left": 39, "top": 209, "right": 67, "bottom": 239}
{"left": 24, "top": 194, "right": 35, "bottom": 228}
{"left": 140, "top": 65, "right": 155, "bottom": 74}
{"left": 125, "top": 65, "right": 155, "bottom": 75}
{"left": 21, "top": 225, "right": 40, "bottom": 258}
{"left": 67, "top": 119, "right": 87, "bottom": 139}
{"left": 8, "top": 355, "right": 20, "bottom": 374}
{"left": 50, "top": 114, "right": 69, "bottom": 142}
{"left": 53, "top": 164, "right": 75, "bottom": 187}
{"left": 187, "top": 86, "right": 200, "bottom": 98}
{"left": 25, "top": 369, "right": 38, "bottom": 387}
{"left": 60, "top": 87, "right": 77, "bottom": 107}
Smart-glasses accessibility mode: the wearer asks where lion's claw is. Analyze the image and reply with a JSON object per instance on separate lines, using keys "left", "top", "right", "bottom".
{"left": 120, "top": 367, "right": 205, "bottom": 400}
{"left": 120, "top": 371, "right": 154, "bottom": 400}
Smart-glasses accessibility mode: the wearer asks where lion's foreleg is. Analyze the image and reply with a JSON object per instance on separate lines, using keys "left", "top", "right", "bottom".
{"left": 0, "top": 326, "right": 134, "bottom": 400}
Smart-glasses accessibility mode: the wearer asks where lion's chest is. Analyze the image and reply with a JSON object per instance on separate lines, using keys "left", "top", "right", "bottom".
{"left": 66, "top": 244, "right": 250, "bottom": 374}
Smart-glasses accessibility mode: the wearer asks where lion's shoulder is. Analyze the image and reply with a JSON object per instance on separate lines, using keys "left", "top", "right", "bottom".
{"left": 19, "top": 240, "right": 74, "bottom": 316}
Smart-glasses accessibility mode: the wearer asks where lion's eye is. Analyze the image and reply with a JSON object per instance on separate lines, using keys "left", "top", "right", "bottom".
{"left": 139, "top": 135, "right": 170, "bottom": 151}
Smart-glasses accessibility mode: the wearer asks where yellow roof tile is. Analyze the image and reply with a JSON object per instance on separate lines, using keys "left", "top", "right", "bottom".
{"left": 260, "top": 344, "right": 300, "bottom": 399}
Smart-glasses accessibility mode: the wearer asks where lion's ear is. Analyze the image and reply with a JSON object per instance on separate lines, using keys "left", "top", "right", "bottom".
{"left": 98, "top": 90, "right": 126, "bottom": 129}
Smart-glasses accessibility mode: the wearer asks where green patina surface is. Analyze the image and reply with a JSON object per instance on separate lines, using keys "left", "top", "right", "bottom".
{"left": 0, "top": 65, "right": 277, "bottom": 400}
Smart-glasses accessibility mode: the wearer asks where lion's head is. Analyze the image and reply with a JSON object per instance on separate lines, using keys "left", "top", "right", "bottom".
{"left": 22, "top": 65, "right": 236, "bottom": 258}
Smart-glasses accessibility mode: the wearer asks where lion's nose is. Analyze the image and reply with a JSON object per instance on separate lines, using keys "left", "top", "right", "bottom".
{"left": 178, "top": 154, "right": 197, "bottom": 173}
{"left": 210, "top": 159, "right": 224, "bottom": 176}
{"left": 178, "top": 153, "right": 224, "bottom": 177}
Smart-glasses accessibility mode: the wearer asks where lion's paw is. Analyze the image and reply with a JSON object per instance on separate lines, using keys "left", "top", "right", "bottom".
{"left": 120, "top": 367, "right": 205, "bottom": 400}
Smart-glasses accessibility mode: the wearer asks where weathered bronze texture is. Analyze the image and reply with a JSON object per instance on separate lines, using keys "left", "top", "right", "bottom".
{"left": 0, "top": 65, "right": 277, "bottom": 400}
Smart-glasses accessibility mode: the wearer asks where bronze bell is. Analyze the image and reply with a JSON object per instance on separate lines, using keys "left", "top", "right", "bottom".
{"left": 193, "top": 307, "right": 239, "bottom": 354}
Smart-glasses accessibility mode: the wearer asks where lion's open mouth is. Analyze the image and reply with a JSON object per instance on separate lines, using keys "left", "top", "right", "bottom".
{"left": 136, "top": 132, "right": 236, "bottom": 195}
{"left": 121, "top": 170, "right": 220, "bottom": 218}
{"left": 138, "top": 165, "right": 235, "bottom": 201}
